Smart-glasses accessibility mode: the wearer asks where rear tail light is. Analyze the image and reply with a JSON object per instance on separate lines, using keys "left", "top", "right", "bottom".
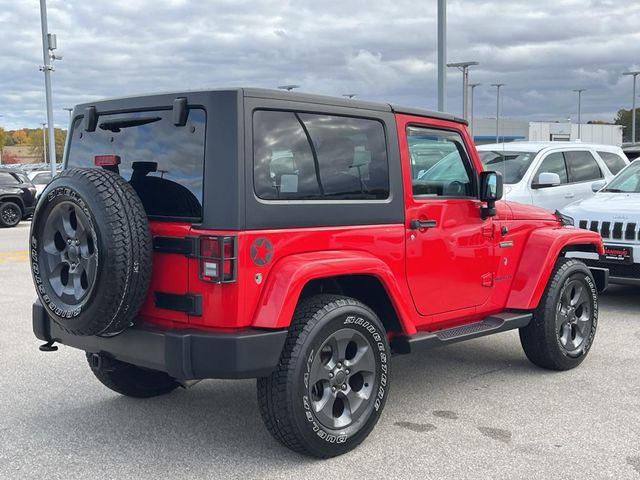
{"left": 199, "top": 236, "right": 237, "bottom": 283}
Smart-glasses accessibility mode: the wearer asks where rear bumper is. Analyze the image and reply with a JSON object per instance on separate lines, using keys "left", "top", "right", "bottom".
{"left": 33, "top": 301, "right": 287, "bottom": 380}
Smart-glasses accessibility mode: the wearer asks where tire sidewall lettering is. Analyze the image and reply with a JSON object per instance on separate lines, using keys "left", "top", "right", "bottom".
{"left": 31, "top": 185, "right": 100, "bottom": 320}
{"left": 300, "top": 312, "right": 389, "bottom": 446}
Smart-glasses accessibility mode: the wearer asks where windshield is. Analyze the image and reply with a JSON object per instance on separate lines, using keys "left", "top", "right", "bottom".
{"left": 602, "top": 162, "right": 640, "bottom": 193}
{"left": 478, "top": 150, "right": 538, "bottom": 184}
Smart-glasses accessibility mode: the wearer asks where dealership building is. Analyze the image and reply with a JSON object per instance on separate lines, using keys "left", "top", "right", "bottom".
{"left": 471, "top": 118, "right": 623, "bottom": 146}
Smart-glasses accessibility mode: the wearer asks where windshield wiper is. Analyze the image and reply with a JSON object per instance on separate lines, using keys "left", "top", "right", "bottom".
{"left": 602, "top": 188, "right": 624, "bottom": 193}
{"left": 99, "top": 116, "right": 162, "bottom": 132}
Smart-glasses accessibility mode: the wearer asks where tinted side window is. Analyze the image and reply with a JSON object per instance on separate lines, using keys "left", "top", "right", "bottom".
{"left": 407, "top": 126, "right": 474, "bottom": 197}
{"left": 535, "top": 152, "right": 568, "bottom": 185}
{"left": 564, "top": 151, "right": 602, "bottom": 182}
{"left": 597, "top": 151, "right": 627, "bottom": 175}
{"left": 0, "top": 172, "right": 20, "bottom": 185}
{"left": 253, "top": 111, "right": 389, "bottom": 200}
{"left": 32, "top": 173, "right": 52, "bottom": 185}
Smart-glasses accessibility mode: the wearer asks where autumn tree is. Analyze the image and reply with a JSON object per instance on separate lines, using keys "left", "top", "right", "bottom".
{"left": 12, "top": 129, "right": 29, "bottom": 144}
{"left": 614, "top": 108, "right": 640, "bottom": 143}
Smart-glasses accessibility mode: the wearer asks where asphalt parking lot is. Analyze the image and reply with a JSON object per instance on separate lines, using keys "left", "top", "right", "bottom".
{"left": 1, "top": 222, "right": 639, "bottom": 480}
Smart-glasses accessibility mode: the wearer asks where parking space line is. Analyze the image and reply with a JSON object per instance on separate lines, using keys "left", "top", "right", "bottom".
{"left": 0, "top": 250, "right": 29, "bottom": 263}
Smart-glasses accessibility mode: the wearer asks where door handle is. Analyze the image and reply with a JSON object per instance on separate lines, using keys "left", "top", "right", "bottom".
{"left": 564, "top": 192, "right": 575, "bottom": 199}
{"left": 409, "top": 219, "right": 437, "bottom": 230}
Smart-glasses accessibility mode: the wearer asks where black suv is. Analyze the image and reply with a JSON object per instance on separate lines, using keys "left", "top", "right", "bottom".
{"left": 0, "top": 168, "right": 37, "bottom": 227}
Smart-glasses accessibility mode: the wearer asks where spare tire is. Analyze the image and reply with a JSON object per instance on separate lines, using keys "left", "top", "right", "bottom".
{"left": 30, "top": 168, "right": 152, "bottom": 336}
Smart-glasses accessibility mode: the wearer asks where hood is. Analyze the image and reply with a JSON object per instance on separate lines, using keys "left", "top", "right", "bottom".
{"left": 563, "top": 193, "right": 640, "bottom": 218}
{"left": 502, "top": 201, "right": 558, "bottom": 222}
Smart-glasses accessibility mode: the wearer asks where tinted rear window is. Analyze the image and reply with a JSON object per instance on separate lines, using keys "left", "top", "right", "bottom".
{"left": 32, "top": 172, "right": 52, "bottom": 185}
{"left": 0, "top": 172, "right": 20, "bottom": 185}
{"left": 564, "top": 150, "right": 602, "bottom": 182}
{"left": 66, "top": 109, "right": 206, "bottom": 220}
{"left": 597, "top": 151, "right": 627, "bottom": 175}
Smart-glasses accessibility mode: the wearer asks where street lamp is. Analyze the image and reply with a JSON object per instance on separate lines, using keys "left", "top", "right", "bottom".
{"left": 623, "top": 71, "right": 640, "bottom": 143}
{"left": 572, "top": 89, "right": 586, "bottom": 140}
{"left": 437, "top": 0, "right": 447, "bottom": 112}
{"left": 469, "top": 83, "right": 481, "bottom": 140}
{"left": 63, "top": 107, "right": 73, "bottom": 123}
{"left": 277, "top": 85, "right": 300, "bottom": 91}
{"left": 447, "top": 61, "right": 479, "bottom": 121}
{"left": 491, "top": 83, "right": 505, "bottom": 143}
{"left": 41, "top": 123, "right": 47, "bottom": 163}
{"left": 39, "top": 0, "right": 62, "bottom": 176}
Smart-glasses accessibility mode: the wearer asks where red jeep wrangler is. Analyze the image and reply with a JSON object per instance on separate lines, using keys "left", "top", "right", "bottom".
{"left": 30, "top": 89, "right": 607, "bottom": 458}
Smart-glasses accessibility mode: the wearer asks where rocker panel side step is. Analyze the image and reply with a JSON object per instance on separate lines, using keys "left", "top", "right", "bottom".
{"left": 391, "top": 311, "right": 532, "bottom": 355}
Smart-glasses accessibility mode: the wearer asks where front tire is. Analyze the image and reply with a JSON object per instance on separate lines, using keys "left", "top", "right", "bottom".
{"left": 257, "top": 295, "right": 390, "bottom": 458}
{"left": 86, "top": 353, "right": 179, "bottom": 398}
{"left": 0, "top": 201, "right": 22, "bottom": 228}
{"left": 520, "top": 258, "right": 598, "bottom": 371}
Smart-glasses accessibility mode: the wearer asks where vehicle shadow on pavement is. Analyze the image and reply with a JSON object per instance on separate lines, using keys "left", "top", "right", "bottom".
{"left": 19, "top": 337, "right": 539, "bottom": 472}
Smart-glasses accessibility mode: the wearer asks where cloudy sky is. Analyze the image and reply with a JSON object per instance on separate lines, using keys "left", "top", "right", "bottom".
{"left": 0, "top": 0, "right": 639, "bottom": 129}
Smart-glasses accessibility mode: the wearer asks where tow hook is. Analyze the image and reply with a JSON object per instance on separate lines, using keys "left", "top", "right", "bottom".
{"left": 89, "top": 353, "right": 103, "bottom": 370}
{"left": 39, "top": 340, "right": 58, "bottom": 352}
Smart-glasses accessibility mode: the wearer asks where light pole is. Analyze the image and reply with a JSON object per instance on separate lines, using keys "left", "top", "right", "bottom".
{"left": 491, "top": 83, "right": 505, "bottom": 143}
{"left": 572, "top": 89, "right": 586, "bottom": 140}
{"left": 63, "top": 107, "right": 73, "bottom": 124}
{"left": 623, "top": 71, "right": 640, "bottom": 143}
{"left": 469, "top": 83, "right": 481, "bottom": 140}
{"left": 437, "top": 0, "right": 446, "bottom": 112}
{"left": 39, "top": 0, "right": 62, "bottom": 176}
{"left": 41, "top": 123, "right": 47, "bottom": 163}
{"left": 447, "top": 61, "right": 479, "bottom": 121}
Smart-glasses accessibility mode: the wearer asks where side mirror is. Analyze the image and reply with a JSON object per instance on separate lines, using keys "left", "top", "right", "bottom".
{"left": 591, "top": 180, "right": 607, "bottom": 192}
{"left": 479, "top": 171, "right": 503, "bottom": 219}
{"left": 532, "top": 172, "right": 561, "bottom": 189}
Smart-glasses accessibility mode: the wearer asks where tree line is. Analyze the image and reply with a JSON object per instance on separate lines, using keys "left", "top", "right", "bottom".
{"left": 614, "top": 108, "right": 640, "bottom": 143}
{"left": 0, "top": 127, "right": 67, "bottom": 163}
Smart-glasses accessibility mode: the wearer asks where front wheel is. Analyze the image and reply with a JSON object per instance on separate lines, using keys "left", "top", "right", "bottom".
{"left": 520, "top": 258, "right": 598, "bottom": 371}
{"left": 0, "top": 201, "right": 22, "bottom": 228}
{"left": 257, "top": 295, "right": 390, "bottom": 458}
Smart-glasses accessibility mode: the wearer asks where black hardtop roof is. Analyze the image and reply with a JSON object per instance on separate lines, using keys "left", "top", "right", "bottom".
{"left": 74, "top": 88, "right": 467, "bottom": 125}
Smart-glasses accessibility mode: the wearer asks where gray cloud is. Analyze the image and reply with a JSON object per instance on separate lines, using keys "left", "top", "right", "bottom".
{"left": 0, "top": 0, "right": 638, "bottom": 129}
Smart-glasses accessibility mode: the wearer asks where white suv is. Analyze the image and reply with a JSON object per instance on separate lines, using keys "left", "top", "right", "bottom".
{"left": 477, "top": 142, "right": 629, "bottom": 211}
{"left": 561, "top": 160, "right": 640, "bottom": 285}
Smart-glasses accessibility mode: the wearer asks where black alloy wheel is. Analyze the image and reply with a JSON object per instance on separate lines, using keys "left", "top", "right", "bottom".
{"left": 41, "top": 201, "right": 98, "bottom": 304}
{"left": 257, "top": 295, "right": 390, "bottom": 458}
{"left": 555, "top": 278, "right": 593, "bottom": 357}
{"left": 30, "top": 168, "right": 152, "bottom": 336}
{"left": 308, "top": 328, "right": 377, "bottom": 430}
{"left": 519, "top": 258, "right": 598, "bottom": 371}
{"left": 0, "top": 202, "right": 22, "bottom": 228}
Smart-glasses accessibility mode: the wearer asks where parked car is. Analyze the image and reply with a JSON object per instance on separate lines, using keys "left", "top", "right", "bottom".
{"left": 477, "top": 142, "right": 629, "bottom": 211}
{"left": 561, "top": 160, "right": 640, "bottom": 285}
{"left": 0, "top": 168, "right": 37, "bottom": 227}
{"left": 26, "top": 170, "right": 54, "bottom": 198}
{"left": 622, "top": 142, "right": 640, "bottom": 162}
{"left": 30, "top": 89, "right": 605, "bottom": 458}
